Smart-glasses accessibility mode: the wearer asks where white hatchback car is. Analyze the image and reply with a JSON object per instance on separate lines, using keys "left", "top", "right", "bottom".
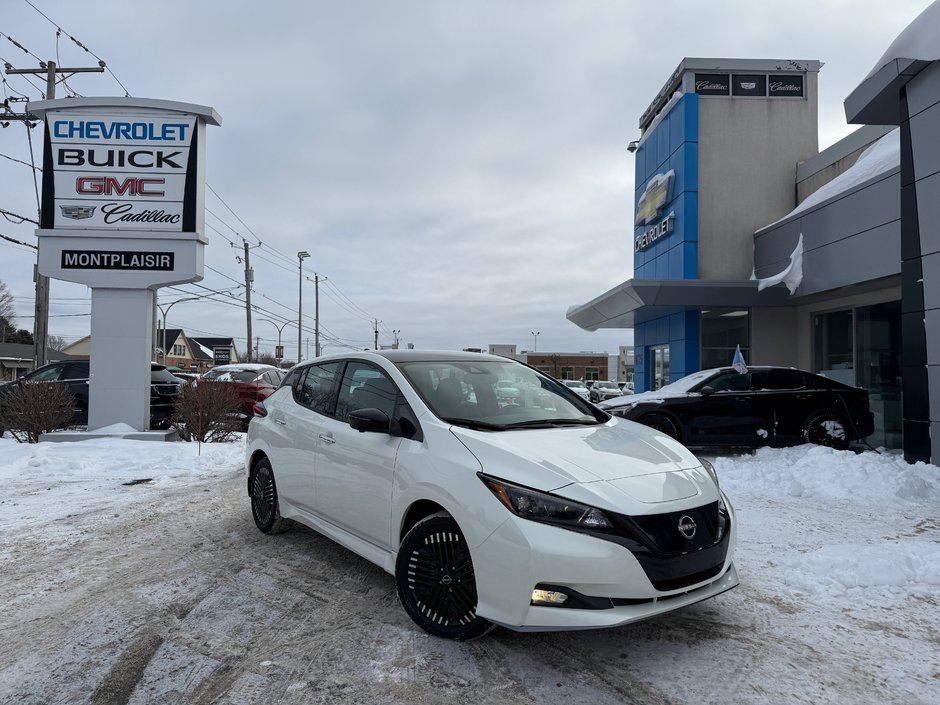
{"left": 246, "top": 350, "right": 738, "bottom": 640}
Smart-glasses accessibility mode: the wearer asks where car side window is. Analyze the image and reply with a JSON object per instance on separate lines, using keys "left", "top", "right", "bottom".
{"left": 63, "top": 363, "right": 89, "bottom": 380}
{"left": 263, "top": 371, "right": 280, "bottom": 386}
{"left": 335, "top": 362, "right": 398, "bottom": 423}
{"left": 760, "top": 369, "right": 809, "bottom": 391}
{"left": 28, "top": 364, "right": 64, "bottom": 382}
{"left": 708, "top": 372, "right": 751, "bottom": 392}
{"left": 296, "top": 362, "right": 341, "bottom": 415}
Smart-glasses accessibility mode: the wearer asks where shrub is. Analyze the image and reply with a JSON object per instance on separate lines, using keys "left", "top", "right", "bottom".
{"left": 171, "top": 380, "right": 242, "bottom": 442}
{"left": 0, "top": 381, "right": 75, "bottom": 443}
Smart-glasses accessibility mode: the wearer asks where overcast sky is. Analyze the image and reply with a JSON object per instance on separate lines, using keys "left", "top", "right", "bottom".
{"left": 0, "top": 0, "right": 932, "bottom": 359}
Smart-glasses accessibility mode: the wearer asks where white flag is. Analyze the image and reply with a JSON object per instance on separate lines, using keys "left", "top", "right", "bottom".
{"left": 732, "top": 344, "right": 748, "bottom": 375}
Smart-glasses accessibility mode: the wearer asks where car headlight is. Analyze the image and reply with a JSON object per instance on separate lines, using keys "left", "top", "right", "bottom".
{"left": 697, "top": 456, "right": 727, "bottom": 513}
{"left": 608, "top": 403, "right": 636, "bottom": 417}
{"left": 479, "top": 474, "right": 613, "bottom": 531}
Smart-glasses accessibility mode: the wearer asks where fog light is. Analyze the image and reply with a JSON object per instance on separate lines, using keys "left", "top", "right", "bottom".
{"left": 531, "top": 589, "right": 569, "bottom": 606}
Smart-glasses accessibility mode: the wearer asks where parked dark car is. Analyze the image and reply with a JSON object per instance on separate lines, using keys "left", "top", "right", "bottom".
{"left": 201, "top": 363, "right": 285, "bottom": 429}
{"left": 598, "top": 366, "right": 874, "bottom": 450}
{"left": 0, "top": 360, "right": 184, "bottom": 429}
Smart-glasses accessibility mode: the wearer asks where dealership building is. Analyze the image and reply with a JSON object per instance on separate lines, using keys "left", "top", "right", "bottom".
{"left": 567, "top": 5, "right": 940, "bottom": 461}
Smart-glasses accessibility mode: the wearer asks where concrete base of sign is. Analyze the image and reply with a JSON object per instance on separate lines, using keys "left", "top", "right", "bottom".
{"left": 39, "top": 428, "right": 179, "bottom": 443}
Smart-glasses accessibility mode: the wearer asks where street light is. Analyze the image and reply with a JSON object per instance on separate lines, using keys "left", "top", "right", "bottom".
{"left": 297, "top": 251, "right": 309, "bottom": 362}
{"left": 258, "top": 318, "right": 292, "bottom": 364}
{"left": 157, "top": 296, "right": 201, "bottom": 364}
{"left": 531, "top": 331, "right": 540, "bottom": 352}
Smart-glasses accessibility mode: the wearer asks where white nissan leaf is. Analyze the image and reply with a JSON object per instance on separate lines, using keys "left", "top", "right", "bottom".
{"left": 245, "top": 350, "right": 738, "bottom": 639}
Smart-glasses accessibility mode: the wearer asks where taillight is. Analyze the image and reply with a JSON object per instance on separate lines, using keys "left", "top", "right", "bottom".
{"left": 253, "top": 401, "right": 268, "bottom": 417}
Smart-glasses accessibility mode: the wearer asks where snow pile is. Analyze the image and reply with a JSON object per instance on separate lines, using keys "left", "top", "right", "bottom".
{"left": 780, "top": 541, "right": 940, "bottom": 599}
{"left": 711, "top": 444, "right": 939, "bottom": 504}
{"left": 756, "top": 233, "right": 803, "bottom": 294}
{"left": 0, "top": 436, "right": 245, "bottom": 531}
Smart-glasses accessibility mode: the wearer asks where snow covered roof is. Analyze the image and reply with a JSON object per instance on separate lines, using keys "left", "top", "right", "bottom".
{"left": 865, "top": 0, "right": 940, "bottom": 80}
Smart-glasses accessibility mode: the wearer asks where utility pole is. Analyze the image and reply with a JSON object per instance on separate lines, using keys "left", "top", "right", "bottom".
{"left": 241, "top": 239, "right": 258, "bottom": 361}
{"left": 297, "top": 251, "right": 309, "bottom": 362}
{"left": 373, "top": 319, "right": 379, "bottom": 350}
{"left": 4, "top": 60, "right": 104, "bottom": 369}
{"left": 306, "top": 273, "right": 327, "bottom": 357}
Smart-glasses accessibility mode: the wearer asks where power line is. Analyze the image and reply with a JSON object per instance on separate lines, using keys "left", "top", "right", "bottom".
{"left": 0, "top": 207, "right": 38, "bottom": 225}
{"left": 0, "top": 231, "right": 36, "bottom": 249}
{"left": 0, "top": 151, "right": 40, "bottom": 171}
{"left": 21, "top": 0, "right": 131, "bottom": 96}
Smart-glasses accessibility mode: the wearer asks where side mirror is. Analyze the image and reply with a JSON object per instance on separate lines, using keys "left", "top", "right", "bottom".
{"left": 349, "top": 407, "right": 390, "bottom": 433}
{"left": 699, "top": 385, "right": 715, "bottom": 396}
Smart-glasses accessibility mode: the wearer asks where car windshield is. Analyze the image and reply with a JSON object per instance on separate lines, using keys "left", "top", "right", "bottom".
{"left": 396, "top": 359, "right": 603, "bottom": 430}
{"left": 204, "top": 368, "right": 261, "bottom": 382}
{"left": 654, "top": 368, "right": 723, "bottom": 394}
{"left": 563, "top": 380, "right": 586, "bottom": 388}
{"left": 596, "top": 382, "right": 618, "bottom": 390}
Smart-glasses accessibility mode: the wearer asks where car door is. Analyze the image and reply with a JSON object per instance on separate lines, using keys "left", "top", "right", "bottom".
{"left": 314, "top": 360, "right": 406, "bottom": 550}
{"left": 750, "top": 369, "right": 821, "bottom": 445}
{"left": 266, "top": 361, "right": 341, "bottom": 515}
{"left": 683, "top": 370, "right": 762, "bottom": 446}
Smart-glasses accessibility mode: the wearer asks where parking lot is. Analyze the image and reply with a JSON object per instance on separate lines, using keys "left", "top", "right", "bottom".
{"left": 1, "top": 440, "right": 937, "bottom": 705}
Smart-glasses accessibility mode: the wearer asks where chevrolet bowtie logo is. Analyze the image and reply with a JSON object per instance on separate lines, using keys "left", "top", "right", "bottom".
{"left": 635, "top": 171, "right": 675, "bottom": 226}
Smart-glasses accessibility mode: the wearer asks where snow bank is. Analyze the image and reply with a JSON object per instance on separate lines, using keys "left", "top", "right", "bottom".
{"left": 711, "top": 444, "right": 939, "bottom": 505}
{"left": 781, "top": 541, "right": 940, "bottom": 599}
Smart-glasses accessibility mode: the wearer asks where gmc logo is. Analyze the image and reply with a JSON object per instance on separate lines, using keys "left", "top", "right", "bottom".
{"left": 75, "top": 176, "right": 166, "bottom": 197}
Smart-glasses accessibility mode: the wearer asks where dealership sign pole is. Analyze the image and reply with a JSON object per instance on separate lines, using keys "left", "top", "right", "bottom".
{"left": 28, "top": 97, "right": 221, "bottom": 434}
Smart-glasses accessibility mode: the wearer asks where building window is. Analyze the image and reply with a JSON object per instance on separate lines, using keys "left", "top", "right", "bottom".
{"left": 584, "top": 367, "right": 599, "bottom": 381}
{"left": 814, "top": 302, "right": 901, "bottom": 449}
{"left": 651, "top": 345, "right": 669, "bottom": 390}
{"left": 560, "top": 366, "right": 575, "bottom": 380}
{"left": 172, "top": 344, "right": 186, "bottom": 357}
{"left": 701, "top": 309, "right": 750, "bottom": 370}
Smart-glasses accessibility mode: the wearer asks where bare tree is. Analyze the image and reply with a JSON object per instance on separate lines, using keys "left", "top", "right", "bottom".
{"left": 47, "top": 334, "right": 68, "bottom": 352}
{"left": 171, "top": 380, "right": 243, "bottom": 442}
{"left": 0, "top": 381, "right": 76, "bottom": 443}
{"left": 0, "top": 281, "right": 14, "bottom": 343}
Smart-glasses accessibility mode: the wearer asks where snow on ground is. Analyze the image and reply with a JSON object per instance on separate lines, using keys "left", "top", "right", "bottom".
{"left": 0, "top": 434, "right": 938, "bottom": 703}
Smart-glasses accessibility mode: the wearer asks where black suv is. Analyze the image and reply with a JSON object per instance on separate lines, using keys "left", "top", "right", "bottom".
{"left": 0, "top": 360, "right": 184, "bottom": 429}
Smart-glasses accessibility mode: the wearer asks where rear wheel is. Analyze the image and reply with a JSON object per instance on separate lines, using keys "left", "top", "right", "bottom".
{"left": 642, "top": 413, "right": 679, "bottom": 441}
{"left": 396, "top": 514, "right": 493, "bottom": 640}
{"left": 803, "top": 411, "right": 850, "bottom": 450}
{"left": 249, "top": 457, "right": 289, "bottom": 533}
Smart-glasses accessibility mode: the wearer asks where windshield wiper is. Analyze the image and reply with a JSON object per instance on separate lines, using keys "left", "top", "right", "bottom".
{"left": 504, "top": 417, "right": 600, "bottom": 429}
{"left": 439, "top": 417, "right": 506, "bottom": 431}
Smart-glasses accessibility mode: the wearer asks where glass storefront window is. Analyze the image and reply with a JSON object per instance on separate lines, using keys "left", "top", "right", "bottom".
{"left": 651, "top": 345, "right": 669, "bottom": 390}
{"left": 813, "top": 302, "right": 901, "bottom": 449}
{"left": 585, "top": 367, "right": 599, "bottom": 381}
{"left": 701, "top": 309, "right": 750, "bottom": 370}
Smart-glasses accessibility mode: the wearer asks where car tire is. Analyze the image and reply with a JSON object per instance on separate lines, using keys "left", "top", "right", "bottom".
{"left": 642, "top": 413, "right": 680, "bottom": 441}
{"left": 395, "top": 513, "right": 493, "bottom": 640}
{"left": 802, "top": 411, "right": 850, "bottom": 450}
{"left": 249, "top": 457, "right": 289, "bottom": 534}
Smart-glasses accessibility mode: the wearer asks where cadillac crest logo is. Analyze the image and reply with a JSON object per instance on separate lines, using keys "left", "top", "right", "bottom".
{"left": 59, "top": 205, "right": 96, "bottom": 220}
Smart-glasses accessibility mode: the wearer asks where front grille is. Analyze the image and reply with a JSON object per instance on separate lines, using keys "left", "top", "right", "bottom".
{"left": 585, "top": 502, "right": 731, "bottom": 592}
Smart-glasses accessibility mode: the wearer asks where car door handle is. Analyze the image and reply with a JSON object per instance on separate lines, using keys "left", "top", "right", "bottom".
{"left": 318, "top": 433, "right": 336, "bottom": 444}
{"left": 273, "top": 417, "right": 287, "bottom": 425}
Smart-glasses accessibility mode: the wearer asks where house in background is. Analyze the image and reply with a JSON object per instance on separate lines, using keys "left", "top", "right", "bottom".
{"left": 0, "top": 343, "right": 75, "bottom": 381}
{"left": 63, "top": 330, "right": 240, "bottom": 373}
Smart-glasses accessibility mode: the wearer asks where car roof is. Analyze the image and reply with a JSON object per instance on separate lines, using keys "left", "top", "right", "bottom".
{"left": 208, "top": 363, "right": 278, "bottom": 371}
{"left": 300, "top": 349, "right": 513, "bottom": 365}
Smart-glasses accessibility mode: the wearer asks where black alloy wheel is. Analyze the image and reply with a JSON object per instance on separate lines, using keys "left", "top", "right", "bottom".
{"left": 803, "top": 411, "right": 850, "bottom": 450}
{"left": 642, "top": 413, "right": 680, "bottom": 441}
{"left": 250, "top": 457, "right": 288, "bottom": 533}
{"left": 396, "top": 514, "right": 493, "bottom": 640}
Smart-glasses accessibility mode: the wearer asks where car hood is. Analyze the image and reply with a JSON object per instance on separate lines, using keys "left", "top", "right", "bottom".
{"left": 449, "top": 419, "right": 701, "bottom": 493}
{"left": 599, "top": 388, "right": 693, "bottom": 410}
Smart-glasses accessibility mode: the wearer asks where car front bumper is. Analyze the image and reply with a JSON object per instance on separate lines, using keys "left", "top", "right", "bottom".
{"left": 470, "top": 497, "right": 738, "bottom": 631}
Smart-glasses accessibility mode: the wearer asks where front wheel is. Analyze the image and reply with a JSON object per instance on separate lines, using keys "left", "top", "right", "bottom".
{"left": 803, "top": 411, "right": 850, "bottom": 450}
{"left": 396, "top": 514, "right": 493, "bottom": 640}
{"left": 641, "top": 413, "right": 680, "bottom": 441}
{"left": 249, "top": 457, "right": 289, "bottom": 533}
